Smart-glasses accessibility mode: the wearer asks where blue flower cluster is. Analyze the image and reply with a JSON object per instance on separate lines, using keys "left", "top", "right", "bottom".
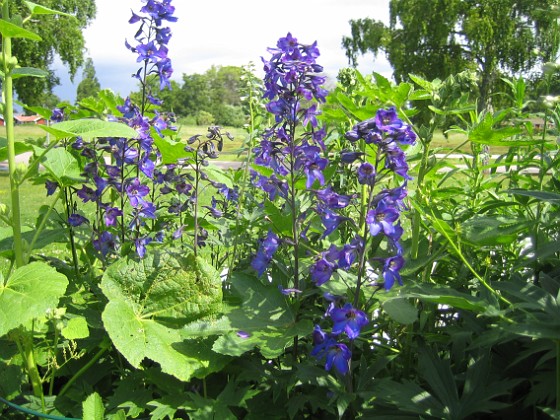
{"left": 126, "top": 0, "right": 176, "bottom": 90}
{"left": 253, "top": 32, "right": 328, "bottom": 186}
{"left": 310, "top": 107, "right": 415, "bottom": 374}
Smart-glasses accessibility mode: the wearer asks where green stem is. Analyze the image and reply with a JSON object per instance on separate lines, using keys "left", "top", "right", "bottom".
{"left": 58, "top": 339, "right": 110, "bottom": 398}
{"left": 410, "top": 136, "right": 432, "bottom": 261}
{"left": 2, "top": 2, "right": 24, "bottom": 268}
{"left": 19, "top": 328, "right": 44, "bottom": 400}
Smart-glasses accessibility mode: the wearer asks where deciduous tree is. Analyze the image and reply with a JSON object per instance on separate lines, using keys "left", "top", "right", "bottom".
{"left": 342, "top": 0, "right": 560, "bottom": 110}
{"left": 7, "top": 0, "right": 96, "bottom": 106}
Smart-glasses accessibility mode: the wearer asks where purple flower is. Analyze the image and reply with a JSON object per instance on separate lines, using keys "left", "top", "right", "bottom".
{"left": 93, "top": 231, "right": 116, "bottom": 257}
{"left": 325, "top": 342, "right": 351, "bottom": 375}
{"left": 310, "top": 257, "right": 336, "bottom": 286}
{"left": 357, "top": 162, "right": 376, "bottom": 186}
{"left": 251, "top": 230, "right": 280, "bottom": 277}
{"left": 375, "top": 107, "right": 403, "bottom": 134}
{"left": 381, "top": 255, "right": 405, "bottom": 290}
{"left": 126, "top": 178, "right": 150, "bottom": 207}
{"left": 316, "top": 186, "right": 352, "bottom": 209}
{"left": 366, "top": 200, "right": 399, "bottom": 237}
{"left": 68, "top": 213, "right": 88, "bottom": 227}
{"left": 318, "top": 205, "right": 348, "bottom": 237}
{"left": 45, "top": 180, "right": 58, "bottom": 196}
{"left": 330, "top": 303, "right": 369, "bottom": 340}
{"left": 311, "top": 326, "right": 351, "bottom": 375}
{"left": 50, "top": 107, "right": 64, "bottom": 122}
{"left": 135, "top": 236, "right": 153, "bottom": 258}
{"left": 76, "top": 185, "right": 97, "bottom": 203}
{"left": 104, "top": 207, "right": 122, "bottom": 227}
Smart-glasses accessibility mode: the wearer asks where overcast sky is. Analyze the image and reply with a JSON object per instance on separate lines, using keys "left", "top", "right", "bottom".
{"left": 53, "top": 0, "right": 392, "bottom": 102}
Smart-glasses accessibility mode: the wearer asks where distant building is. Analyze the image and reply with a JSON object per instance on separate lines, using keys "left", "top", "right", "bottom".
{"left": 14, "top": 115, "right": 48, "bottom": 125}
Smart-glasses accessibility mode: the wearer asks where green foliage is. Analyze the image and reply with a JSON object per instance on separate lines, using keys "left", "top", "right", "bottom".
{"left": 0, "top": 262, "right": 68, "bottom": 336}
{"left": 342, "top": 0, "right": 560, "bottom": 110}
{"left": 8, "top": 0, "right": 96, "bottom": 106}
{"left": 100, "top": 251, "right": 225, "bottom": 381}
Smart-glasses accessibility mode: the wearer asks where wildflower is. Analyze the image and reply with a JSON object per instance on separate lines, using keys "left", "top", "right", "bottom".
{"left": 357, "top": 162, "right": 376, "bottom": 186}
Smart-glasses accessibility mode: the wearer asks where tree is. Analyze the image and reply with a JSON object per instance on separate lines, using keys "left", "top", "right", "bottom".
{"left": 76, "top": 57, "right": 100, "bottom": 102}
{"left": 7, "top": 0, "right": 96, "bottom": 106}
{"left": 342, "top": 0, "right": 560, "bottom": 111}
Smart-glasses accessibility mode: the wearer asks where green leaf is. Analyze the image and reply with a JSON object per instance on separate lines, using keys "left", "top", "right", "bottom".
{"left": 41, "top": 119, "right": 138, "bottom": 139}
{"left": 100, "top": 252, "right": 225, "bottom": 381}
{"left": 461, "top": 215, "right": 532, "bottom": 246}
{"left": 507, "top": 189, "right": 560, "bottom": 203}
{"left": 0, "top": 18, "right": 41, "bottom": 40}
{"left": 0, "top": 262, "right": 68, "bottom": 336}
{"left": 390, "top": 283, "right": 490, "bottom": 313}
{"left": 382, "top": 299, "right": 418, "bottom": 324}
{"left": 11, "top": 67, "right": 49, "bottom": 79}
{"left": 61, "top": 316, "right": 90, "bottom": 340}
{"left": 468, "top": 113, "right": 532, "bottom": 146}
{"left": 37, "top": 146, "right": 84, "bottom": 187}
{"left": 82, "top": 392, "right": 105, "bottom": 420}
{"left": 153, "top": 137, "right": 191, "bottom": 164}
{"left": 212, "top": 272, "right": 312, "bottom": 358}
{"left": 0, "top": 139, "right": 33, "bottom": 161}
{"left": 24, "top": 1, "right": 73, "bottom": 17}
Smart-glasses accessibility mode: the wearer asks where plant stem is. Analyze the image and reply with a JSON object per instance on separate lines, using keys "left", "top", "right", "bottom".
{"left": 19, "top": 328, "right": 44, "bottom": 399}
{"left": 58, "top": 339, "right": 110, "bottom": 398}
{"left": 2, "top": 2, "right": 24, "bottom": 268}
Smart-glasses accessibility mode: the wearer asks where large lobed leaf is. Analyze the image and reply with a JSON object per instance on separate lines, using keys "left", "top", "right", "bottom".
{"left": 212, "top": 272, "right": 312, "bottom": 358}
{"left": 100, "top": 252, "right": 226, "bottom": 381}
{"left": 0, "top": 262, "right": 68, "bottom": 336}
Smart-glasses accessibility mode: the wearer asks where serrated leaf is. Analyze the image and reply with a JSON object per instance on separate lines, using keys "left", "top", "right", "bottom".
{"left": 0, "top": 262, "right": 68, "bottom": 336}
{"left": 383, "top": 299, "right": 418, "bottom": 324}
{"left": 11, "top": 67, "right": 48, "bottom": 79}
{"left": 82, "top": 392, "right": 105, "bottom": 420}
{"left": 0, "top": 18, "right": 41, "bottom": 40}
{"left": 100, "top": 252, "right": 225, "bottom": 381}
{"left": 37, "top": 146, "right": 84, "bottom": 187}
{"left": 42, "top": 119, "right": 138, "bottom": 139}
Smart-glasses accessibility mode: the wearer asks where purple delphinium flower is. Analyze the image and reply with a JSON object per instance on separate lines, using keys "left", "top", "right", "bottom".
{"left": 315, "top": 186, "right": 353, "bottom": 209}
{"left": 310, "top": 256, "right": 336, "bottom": 286}
{"left": 366, "top": 200, "right": 400, "bottom": 237}
{"left": 93, "top": 231, "right": 116, "bottom": 257}
{"left": 126, "top": 178, "right": 150, "bottom": 207}
{"left": 45, "top": 180, "right": 58, "bottom": 196}
{"left": 68, "top": 213, "right": 88, "bottom": 227}
{"left": 251, "top": 230, "right": 280, "bottom": 277}
{"left": 311, "top": 325, "right": 351, "bottom": 375}
{"left": 330, "top": 303, "right": 369, "bottom": 340}
{"left": 357, "top": 162, "right": 376, "bottom": 186}
{"left": 104, "top": 206, "right": 123, "bottom": 227}
{"left": 381, "top": 255, "right": 405, "bottom": 290}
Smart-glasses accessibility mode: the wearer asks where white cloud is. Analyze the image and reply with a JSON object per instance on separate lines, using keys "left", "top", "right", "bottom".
{"left": 54, "top": 0, "right": 392, "bottom": 101}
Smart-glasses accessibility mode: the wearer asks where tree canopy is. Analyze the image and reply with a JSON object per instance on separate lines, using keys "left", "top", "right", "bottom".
{"left": 7, "top": 0, "right": 96, "bottom": 107}
{"left": 342, "top": 0, "right": 560, "bottom": 110}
